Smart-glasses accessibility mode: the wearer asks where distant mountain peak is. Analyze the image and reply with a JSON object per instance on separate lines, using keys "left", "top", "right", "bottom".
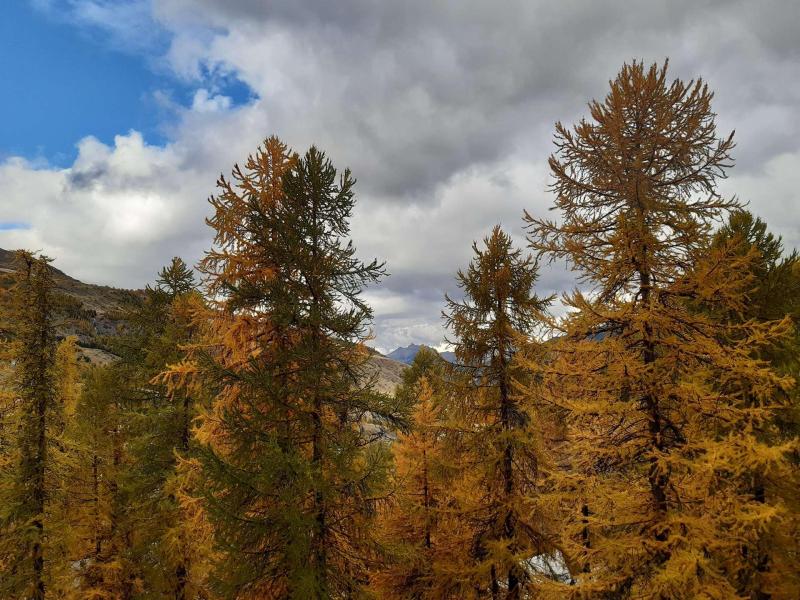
{"left": 385, "top": 343, "right": 455, "bottom": 365}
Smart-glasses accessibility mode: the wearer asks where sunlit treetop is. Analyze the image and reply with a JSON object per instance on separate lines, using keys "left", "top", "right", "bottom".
{"left": 527, "top": 60, "right": 737, "bottom": 299}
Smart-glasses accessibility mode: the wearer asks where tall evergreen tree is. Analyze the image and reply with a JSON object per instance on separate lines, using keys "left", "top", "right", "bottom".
{"left": 708, "top": 210, "right": 800, "bottom": 598}
{"left": 371, "top": 349, "right": 464, "bottom": 599}
{"left": 165, "top": 138, "right": 400, "bottom": 598}
{"left": 523, "top": 61, "right": 796, "bottom": 598}
{"left": 65, "top": 365, "right": 137, "bottom": 599}
{"left": 442, "top": 226, "right": 552, "bottom": 598}
{"left": 0, "top": 252, "right": 61, "bottom": 599}
{"left": 48, "top": 336, "right": 82, "bottom": 598}
{"left": 156, "top": 257, "right": 197, "bottom": 300}
{"left": 105, "top": 257, "right": 210, "bottom": 599}
{"left": 372, "top": 376, "right": 447, "bottom": 599}
{"left": 393, "top": 346, "right": 448, "bottom": 411}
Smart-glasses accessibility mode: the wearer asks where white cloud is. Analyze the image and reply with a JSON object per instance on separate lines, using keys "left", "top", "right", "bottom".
{"left": 721, "top": 151, "right": 800, "bottom": 252}
{"left": 32, "top": 0, "right": 166, "bottom": 55}
{"left": 4, "top": 0, "right": 800, "bottom": 350}
{"left": 0, "top": 131, "right": 210, "bottom": 287}
{"left": 191, "top": 89, "right": 233, "bottom": 113}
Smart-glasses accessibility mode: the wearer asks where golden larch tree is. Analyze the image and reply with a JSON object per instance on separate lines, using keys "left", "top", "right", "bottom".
{"left": 442, "top": 226, "right": 553, "bottom": 598}
{"left": 707, "top": 210, "right": 800, "bottom": 599}
{"left": 372, "top": 376, "right": 445, "bottom": 598}
{"left": 522, "top": 61, "right": 797, "bottom": 598}
{"left": 0, "top": 252, "right": 66, "bottom": 599}
{"left": 64, "top": 365, "right": 137, "bottom": 599}
{"left": 164, "top": 137, "right": 401, "bottom": 599}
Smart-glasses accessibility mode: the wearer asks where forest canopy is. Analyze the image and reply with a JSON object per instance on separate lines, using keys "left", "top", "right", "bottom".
{"left": 0, "top": 60, "right": 798, "bottom": 600}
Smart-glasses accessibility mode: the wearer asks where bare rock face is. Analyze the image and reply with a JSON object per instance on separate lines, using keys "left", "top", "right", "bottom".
{"left": 363, "top": 353, "right": 408, "bottom": 395}
{"left": 0, "top": 248, "right": 140, "bottom": 355}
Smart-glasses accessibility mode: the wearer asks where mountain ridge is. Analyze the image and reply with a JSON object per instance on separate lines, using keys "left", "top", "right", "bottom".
{"left": 386, "top": 343, "right": 456, "bottom": 364}
{"left": 0, "top": 248, "right": 409, "bottom": 387}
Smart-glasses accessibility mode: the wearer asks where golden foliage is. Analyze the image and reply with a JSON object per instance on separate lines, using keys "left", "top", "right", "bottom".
{"left": 521, "top": 61, "right": 798, "bottom": 598}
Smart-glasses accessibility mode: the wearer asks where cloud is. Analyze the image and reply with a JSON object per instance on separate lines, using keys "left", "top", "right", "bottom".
{"left": 720, "top": 151, "right": 800, "bottom": 252}
{"left": 191, "top": 89, "right": 233, "bottom": 113}
{"left": 31, "top": 0, "right": 169, "bottom": 55}
{"left": 4, "top": 0, "right": 800, "bottom": 350}
{"left": 0, "top": 131, "right": 211, "bottom": 287}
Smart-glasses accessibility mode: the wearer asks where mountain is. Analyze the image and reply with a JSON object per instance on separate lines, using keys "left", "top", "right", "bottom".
{"left": 438, "top": 350, "right": 457, "bottom": 363}
{"left": 0, "top": 249, "right": 409, "bottom": 390}
{"left": 363, "top": 352, "right": 408, "bottom": 394}
{"left": 0, "top": 248, "right": 139, "bottom": 364}
{"left": 386, "top": 343, "right": 456, "bottom": 365}
{"left": 385, "top": 343, "right": 424, "bottom": 364}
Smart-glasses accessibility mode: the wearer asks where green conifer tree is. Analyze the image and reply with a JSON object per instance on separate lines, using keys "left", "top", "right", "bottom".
{"left": 165, "top": 139, "right": 401, "bottom": 598}
{"left": 102, "top": 257, "right": 209, "bottom": 599}
{"left": 442, "top": 226, "right": 552, "bottom": 598}
{"left": 0, "top": 252, "right": 61, "bottom": 599}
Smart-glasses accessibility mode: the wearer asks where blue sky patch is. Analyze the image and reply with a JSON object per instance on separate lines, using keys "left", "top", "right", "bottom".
{"left": 0, "top": 222, "right": 32, "bottom": 231}
{"left": 0, "top": 2, "right": 254, "bottom": 167}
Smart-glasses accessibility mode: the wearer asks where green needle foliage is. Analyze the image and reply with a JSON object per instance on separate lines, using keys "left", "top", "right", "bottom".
{"left": 0, "top": 252, "right": 62, "bottom": 599}
{"left": 165, "top": 138, "right": 400, "bottom": 599}
{"left": 442, "top": 226, "right": 553, "bottom": 598}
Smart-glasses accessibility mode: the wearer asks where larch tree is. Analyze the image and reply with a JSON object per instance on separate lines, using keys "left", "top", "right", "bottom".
{"left": 372, "top": 376, "right": 444, "bottom": 598}
{"left": 164, "top": 138, "right": 401, "bottom": 599}
{"left": 49, "top": 336, "right": 81, "bottom": 597}
{"left": 0, "top": 252, "right": 64, "bottom": 599}
{"left": 54, "top": 336, "right": 80, "bottom": 416}
{"left": 150, "top": 260, "right": 213, "bottom": 600}
{"left": 393, "top": 345, "right": 448, "bottom": 412}
{"left": 442, "top": 226, "right": 552, "bottom": 599}
{"left": 65, "top": 365, "right": 137, "bottom": 599}
{"left": 522, "top": 60, "right": 796, "bottom": 598}
{"left": 708, "top": 210, "right": 800, "bottom": 598}
{"left": 127, "top": 257, "right": 210, "bottom": 600}
{"left": 64, "top": 257, "right": 206, "bottom": 600}
{"left": 371, "top": 349, "right": 464, "bottom": 599}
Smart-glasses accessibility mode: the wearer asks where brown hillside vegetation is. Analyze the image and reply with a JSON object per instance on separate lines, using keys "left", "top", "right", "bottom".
{"left": 0, "top": 248, "right": 139, "bottom": 359}
{"left": 0, "top": 248, "right": 407, "bottom": 382}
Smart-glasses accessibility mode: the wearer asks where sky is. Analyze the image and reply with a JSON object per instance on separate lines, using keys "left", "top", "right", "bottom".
{"left": 1, "top": 0, "right": 799, "bottom": 353}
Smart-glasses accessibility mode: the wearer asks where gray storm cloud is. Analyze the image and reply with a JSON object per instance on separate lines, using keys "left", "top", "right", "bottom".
{"left": 3, "top": 0, "right": 800, "bottom": 351}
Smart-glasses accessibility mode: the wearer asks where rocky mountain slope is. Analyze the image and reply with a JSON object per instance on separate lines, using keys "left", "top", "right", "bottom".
{"left": 0, "top": 248, "right": 408, "bottom": 390}
{"left": 0, "top": 248, "right": 137, "bottom": 363}
{"left": 363, "top": 351, "right": 408, "bottom": 394}
{"left": 386, "top": 343, "right": 456, "bottom": 364}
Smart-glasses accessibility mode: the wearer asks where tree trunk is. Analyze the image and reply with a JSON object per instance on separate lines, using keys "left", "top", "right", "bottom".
{"left": 422, "top": 448, "right": 432, "bottom": 550}
{"left": 498, "top": 316, "right": 521, "bottom": 600}
{"left": 175, "top": 562, "right": 188, "bottom": 600}
{"left": 639, "top": 267, "right": 670, "bottom": 567}
{"left": 312, "top": 390, "right": 327, "bottom": 600}
{"left": 32, "top": 385, "right": 47, "bottom": 600}
{"left": 173, "top": 393, "right": 191, "bottom": 600}
{"left": 581, "top": 503, "right": 591, "bottom": 574}
{"left": 491, "top": 563, "right": 500, "bottom": 600}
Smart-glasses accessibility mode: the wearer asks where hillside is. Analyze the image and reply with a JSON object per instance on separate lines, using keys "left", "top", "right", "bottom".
{"left": 363, "top": 353, "right": 407, "bottom": 394}
{"left": 386, "top": 343, "right": 456, "bottom": 364}
{"left": 0, "top": 248, "right": 139, "bottom": 363}
{"left": 0, "top": 249, "right": 139, "bottom": 315}
{"left": 0, "top": 249, "right": 408, "bottom": 389}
